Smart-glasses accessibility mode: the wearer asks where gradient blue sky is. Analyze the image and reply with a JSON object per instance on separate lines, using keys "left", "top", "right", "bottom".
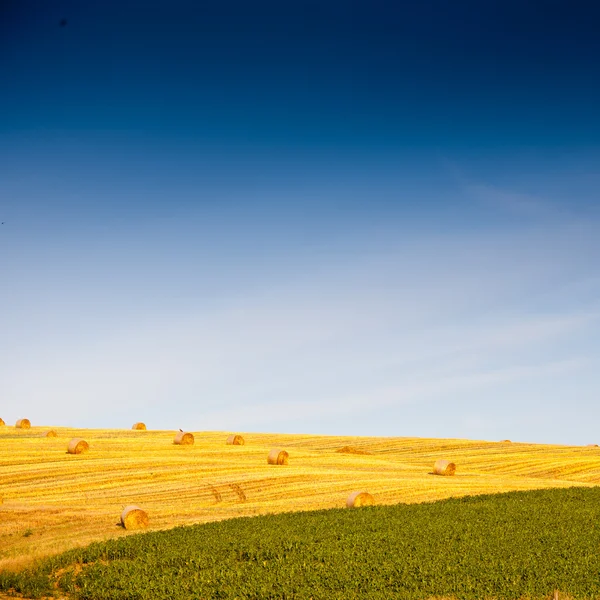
{"left": 1, "top": 1, "right": 599, "bottom": 443}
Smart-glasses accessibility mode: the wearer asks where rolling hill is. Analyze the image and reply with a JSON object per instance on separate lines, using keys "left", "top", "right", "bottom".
{"left": 1, "top": 425, "right": 599, "bottom": 573}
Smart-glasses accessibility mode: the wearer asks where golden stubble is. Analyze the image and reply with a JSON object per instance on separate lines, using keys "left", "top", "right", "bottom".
{"left": 1, "top": 427, "right": 600, "bottom": 571}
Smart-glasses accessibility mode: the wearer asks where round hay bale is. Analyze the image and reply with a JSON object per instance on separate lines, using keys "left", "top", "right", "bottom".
{"left": 45, "top": 430, "right": 58, "bottom": 438}
{"left": 16, "top": 419, "right": 31, "bottom": 429}
{"left": 67, "top": 438, "right": 89, "bottom": 454}
{"left": 267, "top": 449, "right": 289, "bottom": 465}
{"left": 120, "top": 505, "right": 149, "bottom": 530}
{"left": 433, "top": 459, "right": 456, "bottom": 476}
{"left": 500, "top": 439, "right": 511, "bottom": 443}
{"left": 173, "top": 431, "right": 194, "bottom": 445}
{"left": 586, "top": 444, "right": 599, "bottom": 448}
{"left": 0, "top": 418, "right": 5, "bottom": 426}
{"left": 132, "top": 422, "right": 147, "bottom": 430}
{"left": 346, "top": 491, "right": 375, "bottom": 508}
{"left": 226, "top": 434, "right": 245, "bottom": 446}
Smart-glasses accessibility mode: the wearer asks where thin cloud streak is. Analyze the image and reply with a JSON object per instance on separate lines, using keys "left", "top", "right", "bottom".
{"left": 2, "top": 193, "right": 599, "bottom": 444}
{"left": 199, "top": 356, "right": 590, "bottom": 430}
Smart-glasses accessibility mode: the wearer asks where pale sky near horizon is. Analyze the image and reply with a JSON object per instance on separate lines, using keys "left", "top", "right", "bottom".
{"left": 1, "top": 1, "right": 600, "bottom": 444}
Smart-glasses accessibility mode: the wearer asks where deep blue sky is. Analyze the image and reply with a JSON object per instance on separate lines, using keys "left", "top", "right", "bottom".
{"left": 2, "top": 1, "right": 600, "bottom": 145}
{"left": 1, "top": 1, "right": 599, "bottom": 443}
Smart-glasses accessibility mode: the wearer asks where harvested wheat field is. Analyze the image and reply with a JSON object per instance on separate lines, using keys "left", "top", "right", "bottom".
{"left": 1, "top": 426, "right": 600, "bottom": 572}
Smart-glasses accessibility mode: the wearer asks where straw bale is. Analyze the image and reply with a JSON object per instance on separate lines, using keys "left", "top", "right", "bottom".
{"left": 67, "top": 438, "right": 89, "bottom": 454}
{"left": 132, "top": 422, "right": 146, "bottom": 430}
{"left": 226, "top": 434, "right": 245, "bottom": 445}
{"left": 586, "top": 444, "right": 599, "bottom": 448}
{"left": 120, "top": 505, "right": 149, "bottom": 530}
{"left": 267, "top": 449, "right": 289, "bottom": 465}
{"left": 16, "top": 419, "right": 31, "bottom": 429}
{"left": 174, "top": 431, "right": 194, "bottom": 445}
{"left": 346, "top": 491, "right": 375, "bottom": 508}
{"left": 0, "top": 418, "right": 5, "bottom": 426}
{"left": 500, "top": 439, "right": 511, "bottom": 443}
{"left": 45, "top": 430, "right": 58, "bottom": 438}
{"left": 433, "top": 459, "right": 456, "bottom": 476}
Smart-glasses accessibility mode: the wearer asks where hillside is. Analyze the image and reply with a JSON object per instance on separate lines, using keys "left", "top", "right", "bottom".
{"left": 1, "top": 426, "right": 600, "bottom": 571}
{"left": 2, "top": 487, "right": 600, "bottom": 599}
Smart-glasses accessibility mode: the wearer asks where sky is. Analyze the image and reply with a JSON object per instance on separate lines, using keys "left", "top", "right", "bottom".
{"left": 1, "top": 1, "right": 599, "bottom": 444}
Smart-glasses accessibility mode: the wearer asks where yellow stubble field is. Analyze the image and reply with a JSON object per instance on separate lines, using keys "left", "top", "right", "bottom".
{"left": 1, "top": 425, "right": 600, "bottom": 572}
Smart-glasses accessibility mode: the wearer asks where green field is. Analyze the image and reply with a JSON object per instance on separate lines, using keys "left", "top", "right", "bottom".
{"left": 2, "top": 487, "right": 599, "bottom": 599}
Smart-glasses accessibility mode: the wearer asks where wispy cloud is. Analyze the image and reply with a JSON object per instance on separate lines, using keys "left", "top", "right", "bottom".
{"left": 198, "top": 356, "right": 591, "bottom": 430}
{"left": 2, "top": 174, "right": 600, "bottom": 443}
{"left": 464, "top": 182, "right": 564, "bottom": 220}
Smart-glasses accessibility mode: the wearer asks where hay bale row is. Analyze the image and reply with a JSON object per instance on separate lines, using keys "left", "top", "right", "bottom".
{"left": 121, "top": 505, "right": 149, "bottom": 530}
{"left": 8, "top": 425, "right": 456, "bottom": 483}
{"left": 5, "top": 425, "right": 454, "bottom": 479}
{"left": 6, "top": 424, "right": 463, "bottom": 523}
{"left": 67, "top": 438, "right": 89, "bottom": 455}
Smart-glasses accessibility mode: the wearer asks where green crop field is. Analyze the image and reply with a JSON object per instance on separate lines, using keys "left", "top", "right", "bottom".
{"left": 2, "top": 487, "right": 599, "bottom": 599}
